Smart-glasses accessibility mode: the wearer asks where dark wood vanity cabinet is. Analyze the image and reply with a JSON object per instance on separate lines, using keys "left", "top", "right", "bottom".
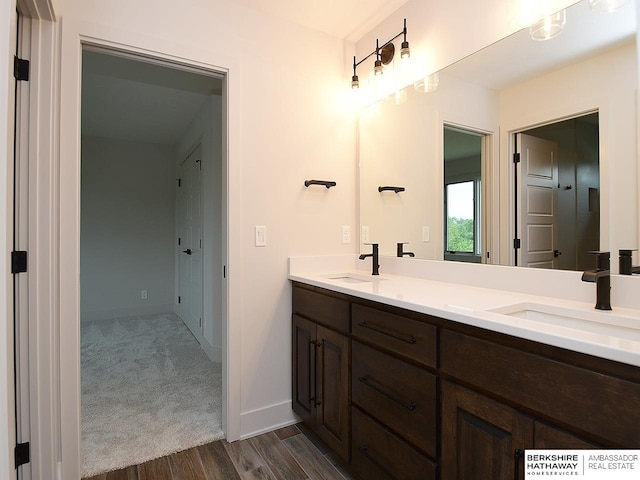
{"left": 291, "top": 282, "right": 640, "bottom": 480}
{"left": 350, "top": 304, "right": 438, "bottom": 480}
{"left": 292, "top": 287, "right": 350, "bottom": 461}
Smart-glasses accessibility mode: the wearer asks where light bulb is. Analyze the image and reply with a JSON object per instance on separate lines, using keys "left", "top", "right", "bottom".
{"left": 400, "top": 41, "right": 410, "bottom": 60}
{"left": 414, "top": 72, "right": 439, "bottom": 93}
{"left": 351, "top": 75, "right": 359, "bottom": 89}
{"left": 393, "top": 89, "right": 408, "bottom": 105}
{"left": 589, "top": 0, "right": 630, "bottom": 12}
{"left": 374, "top": 59, "right": 384, "bottom": 76}
{"left": 529, "top": 9, "right": 566, "bottom": 41}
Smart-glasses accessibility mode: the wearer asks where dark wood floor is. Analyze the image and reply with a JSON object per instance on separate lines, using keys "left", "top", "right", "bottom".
{"left": 84, "top": 424, "right": 353, "bottom": 480}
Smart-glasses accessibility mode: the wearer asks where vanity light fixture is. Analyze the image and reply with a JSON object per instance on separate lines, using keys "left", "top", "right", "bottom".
{"left": 529, "top": 9, "right": 566, "bottom": 41}
{"left": 589, "top": 0, "right": 630, "bottom": 13}
{"left": 414, "top": 72, "right": 440, "bottom": 93}
{"left": 351, "top": 19, "right": 410, "bottom": 90}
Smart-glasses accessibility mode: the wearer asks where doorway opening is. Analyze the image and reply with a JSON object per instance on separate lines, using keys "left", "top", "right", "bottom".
{"left": 443, "top": 125, "right": 489, "bottom": 264}
{"left": 80, "top": 48, "right": 226, "bottom": 476}
{"left": 514, "top": 112, "right": 599, "bottom": 270}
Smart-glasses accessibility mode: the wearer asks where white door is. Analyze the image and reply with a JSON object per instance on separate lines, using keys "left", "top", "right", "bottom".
{"left": 517, "top": 133, "right": 558, "bottom": 269}
{"left": 177, "top": 145, "right": 203, "bottom": 340}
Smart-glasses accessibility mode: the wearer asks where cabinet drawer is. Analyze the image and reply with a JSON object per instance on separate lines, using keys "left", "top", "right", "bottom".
{"left": 351, "top": 407, "right": 436, "bottom": 480}
{"left": 352, "top": 304, "right": 436, "bottom": 368}
{"left": 441, "top": 329, "right": 640, "bottom": 446}
{"left": 292, "top": 286, "right": 349, "bottom": 333}
{"left": 352, "top": 341, "right": 436, "bottom": 456}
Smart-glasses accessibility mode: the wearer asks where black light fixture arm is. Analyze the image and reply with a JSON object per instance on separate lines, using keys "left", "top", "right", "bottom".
{"left": 352, "top": 19, "right": 408, "bottom": 82}
{"left": 353, "top": 27, "right": 406, "bottom": 69}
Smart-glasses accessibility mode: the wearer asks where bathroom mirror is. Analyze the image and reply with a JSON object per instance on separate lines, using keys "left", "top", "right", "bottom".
{"left": 358, "top": 0, "right": 637, "bottom": 271}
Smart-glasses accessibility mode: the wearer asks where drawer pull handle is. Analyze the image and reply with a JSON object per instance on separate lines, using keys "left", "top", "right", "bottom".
{"left": 358, "top": 321, "right": 417, "bottom": 344}
{"left": 359, "top": 446, "right": 396, "bottom": 478}
{"left": 514, "top": 449, "right": 524, "bottom": 480}
{"left": 358, "top": 376, "right": 417, "bottom": 411}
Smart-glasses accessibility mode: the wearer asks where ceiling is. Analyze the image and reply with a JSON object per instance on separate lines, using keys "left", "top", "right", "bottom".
{"left": 82, "top": 51, "right": 223, "bottom": 146}
{"left": 232, "top": 0, "right": 407, "bottom": 41}
{"left": 443, "top": 0, "right": 636, "bottom": 91}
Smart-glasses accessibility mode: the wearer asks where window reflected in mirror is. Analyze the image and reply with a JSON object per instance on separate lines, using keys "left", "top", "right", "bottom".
{"left": 444, "top": 127, "right": 483, "bottom": 264}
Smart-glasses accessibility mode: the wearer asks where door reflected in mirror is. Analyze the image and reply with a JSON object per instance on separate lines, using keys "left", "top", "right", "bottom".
{"left": 515, "top": 112, "right": 599, "bottom": 271}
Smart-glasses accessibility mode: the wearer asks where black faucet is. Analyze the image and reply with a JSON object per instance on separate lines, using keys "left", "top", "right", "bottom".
{"left": 397, "top": 242, "right": 415, "bottom": 258}
{"left": 359, "top": 243, "right": 379, "bottom": 275}
{"left": 581, "top": 251, "right": 611, "bottom": 310}
{"left": 619, "top": 249, "right": 640, "bottom": 275}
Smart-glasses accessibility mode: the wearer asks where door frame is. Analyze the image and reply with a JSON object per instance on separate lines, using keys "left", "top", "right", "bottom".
{"left": 4, "top": 1, "right": 57, "bottom": 479}
{"left": 501, "top": 95, "right": 611, "bottom": 267}
{"left": 442, "top": 124, "right": 491, "bottom": 264}
{"left": 53, "top": 17, "right": 240, "bottom": 480}
{"left": 436, "top": 111, "right": 498, "bottom": 265}
{"left": 507, "top": 108, "right": 601, "bottom": 267}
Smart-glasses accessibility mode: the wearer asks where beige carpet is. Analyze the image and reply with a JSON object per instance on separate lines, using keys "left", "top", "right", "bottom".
{"left": 81, "top": 313, "right": 224, "bottom": 477}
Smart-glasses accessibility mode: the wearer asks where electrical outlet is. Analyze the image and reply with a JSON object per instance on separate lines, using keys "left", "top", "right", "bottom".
{"left": 422, "top": 226, "right": 430, "bottom": 242}
{"left": 361, "top": 226, "right": 370, "bottom": 244}
{"left": 342, "top": 226, "right": 351, "bottom": 244}
{"left": 255, "top": 226, "right": 267, "bottom": 247}
{"left": 141, "top": 289, "right": 148, "bottom": 299}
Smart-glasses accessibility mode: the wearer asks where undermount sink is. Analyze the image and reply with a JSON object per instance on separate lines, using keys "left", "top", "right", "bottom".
{"left": 324, "top": 273, "right": 380, "bottom": 284}
{"left": 488, "top": 302, "right": 640, "bottom": 341}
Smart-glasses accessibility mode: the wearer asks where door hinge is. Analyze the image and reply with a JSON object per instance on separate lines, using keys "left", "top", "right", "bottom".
{"left": 513, "top": 152, "right": 521, "bottom": 164}
{"left": 177, "top": 178, "right": 182, "bottom": 187}
{"left": 199, "top": 318, "right": 202, "bottom": 328}
{"left": 514, "top": 238, "right": 521, "bottom": 249}
{"left": 14, "top": 57, "right": 30, "bottom": 81}
{"left": 11, "top": 251, "right": 27, "bottom": 274}
{"left": 223, "top": 265, "right": 226, "bottom": 278}
{"left": 178, "top": 237, "right": 181, "bottom": 246}
{"left": 487, "top": 251, "right": 490, "bottom": 259}
{"left": 15, "top": 442, "right": 30, "bottom": 467}
{"left": 196, "top": 159, "right": 201, "bottom": 170}
{"left": 178, "top": 296, "right": 181, "bottom": 304}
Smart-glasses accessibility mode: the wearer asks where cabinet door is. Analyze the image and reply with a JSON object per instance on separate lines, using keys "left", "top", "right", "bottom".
{"left": 442, "top": 382, "right": 534, "bottom": 480}
{"left": 292, "top": 314, "right": 316, "bottom": 426}
{"left": 534, "top": 422, "right": 599, "bottom": 449}
{"left": 316, "top": 325, "right": 350, "bottom": 461}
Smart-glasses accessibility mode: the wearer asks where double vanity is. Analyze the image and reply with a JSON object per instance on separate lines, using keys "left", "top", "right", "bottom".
{"left": 289, "top": 256, "right": 640, "bottom": 480}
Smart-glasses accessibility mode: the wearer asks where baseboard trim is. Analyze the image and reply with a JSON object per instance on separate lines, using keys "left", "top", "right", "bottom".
{"left": 201, "top": 338, "right": 222, "bottom": 363}
{"left": 81, "top": 304, "right": 174, "bottom": 322}
{"left": 239, "top": 401, "right": 299, "bottom": 440}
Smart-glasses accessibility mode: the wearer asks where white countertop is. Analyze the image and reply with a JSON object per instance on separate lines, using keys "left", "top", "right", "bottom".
{"left": 288, "top": 260, "right": 640, "bottom": 368}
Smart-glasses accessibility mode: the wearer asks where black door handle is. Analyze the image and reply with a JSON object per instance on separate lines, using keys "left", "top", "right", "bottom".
{"left": 183, "top": 249, "right": 192, "bottom": 255}
{"left": 554, "top": 250, "right": 562, "bottom": 257}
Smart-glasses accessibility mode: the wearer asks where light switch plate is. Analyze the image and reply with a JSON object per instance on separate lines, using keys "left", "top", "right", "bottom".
{"left": 255, "top": 226, "right": 267, "bottom": 247}
{"left": 342, "top": 226, "right": 351, "bottom": 244}
{"left": 361, "top": 226, "right": 370, "bottom": 244}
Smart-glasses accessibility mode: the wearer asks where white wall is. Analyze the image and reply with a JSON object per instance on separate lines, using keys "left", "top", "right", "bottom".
{"left": 175, "top": 96, "right": 223, "bottom": 362}
{"left": 55, "top": 0, "right": 357, "bottom": 460}
{"left": 81, "top": 136, "right": 176, "bottom": 320}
